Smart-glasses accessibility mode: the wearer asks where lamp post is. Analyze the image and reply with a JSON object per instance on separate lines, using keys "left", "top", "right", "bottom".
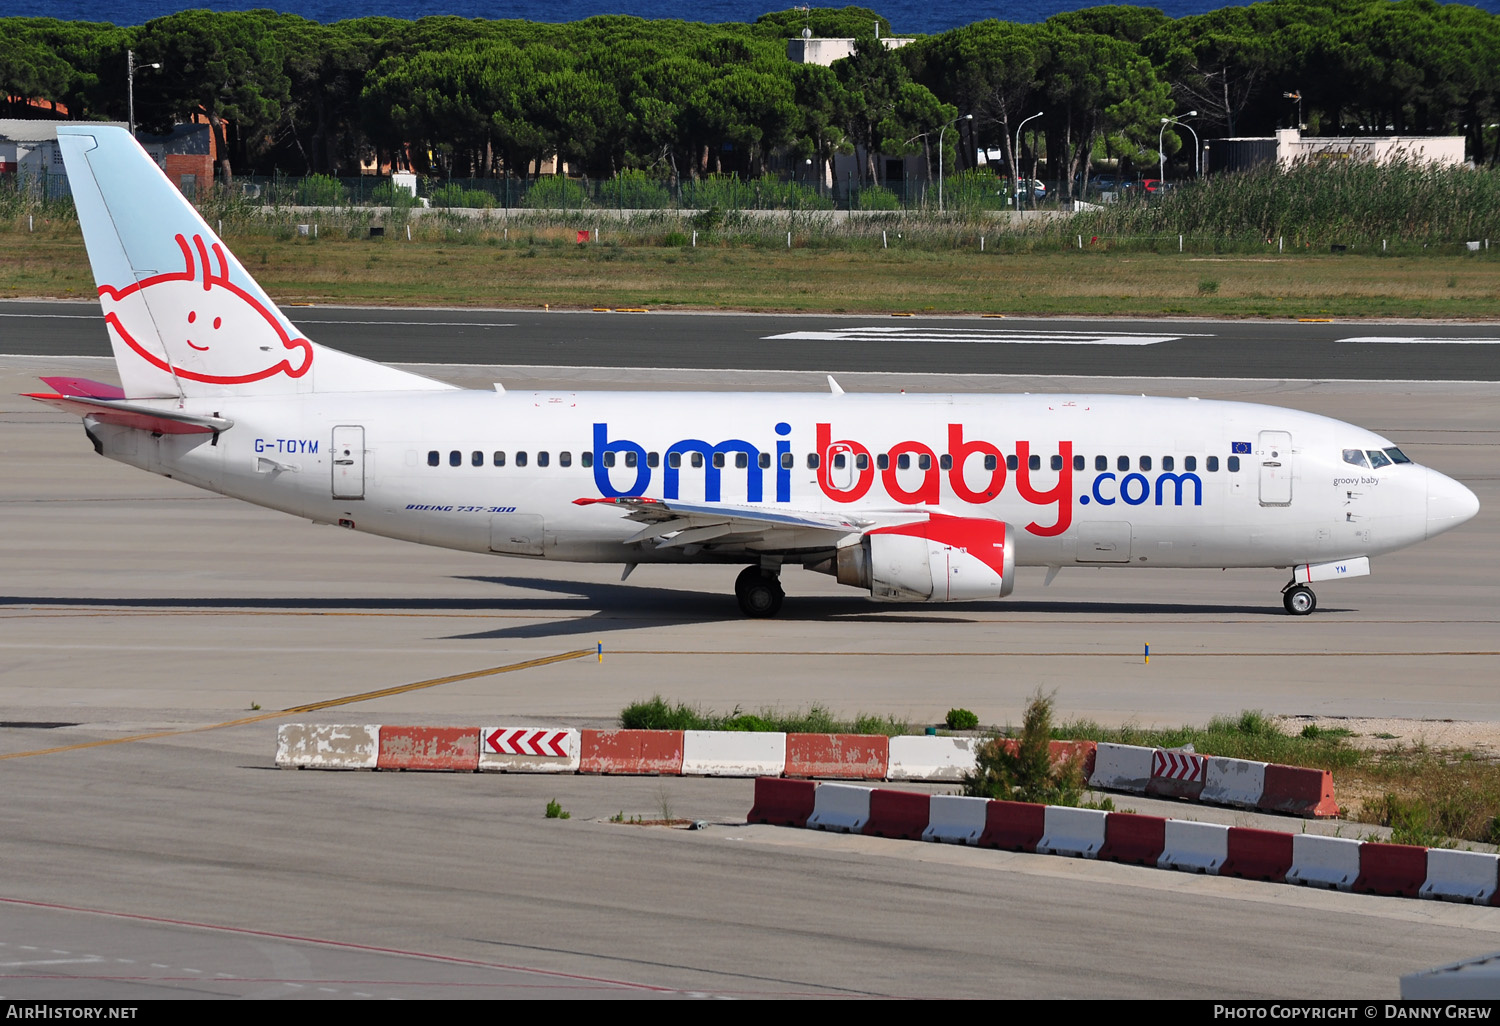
{"left": 1014, "top": 110, "right": 1042, "bottom": 212}
{"left": 1158, "top": 110, "right": 1198, "bottom": 185}
{"left": 126, "top": 49, "right": 161, "bottom": 138}
{"left": 937, "top": 113, "right": 972, "bottom": 213}
{"left": 1282, "top": 90, "right": 1303, "bottom": 130}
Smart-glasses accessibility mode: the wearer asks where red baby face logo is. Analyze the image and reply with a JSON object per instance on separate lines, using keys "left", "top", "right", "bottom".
{"left": 98, "top": 233, "right": 313, "bottom": 384}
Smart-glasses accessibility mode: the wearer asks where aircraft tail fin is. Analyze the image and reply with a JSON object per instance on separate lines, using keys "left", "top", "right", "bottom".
{"left": 55, "top": 126, "right": 454, "bottom": 399}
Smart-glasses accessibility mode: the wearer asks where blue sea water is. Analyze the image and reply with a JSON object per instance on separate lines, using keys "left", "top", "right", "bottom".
{"left": 13, "top": 0, "right": 1499, "bottom": 35}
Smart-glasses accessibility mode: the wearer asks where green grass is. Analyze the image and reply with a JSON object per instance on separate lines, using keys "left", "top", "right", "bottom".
{"left": 619, "top": 695, "right": 909, "bottom": 736}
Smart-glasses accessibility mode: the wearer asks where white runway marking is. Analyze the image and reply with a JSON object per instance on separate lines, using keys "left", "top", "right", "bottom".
{"left": 1345, "top": 336, "right": 1500, "bottom": 344}
{"left": 763, "top": 326, "right": 1208, "bottom": 345}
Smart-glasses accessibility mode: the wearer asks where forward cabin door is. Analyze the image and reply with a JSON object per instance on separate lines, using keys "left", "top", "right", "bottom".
{"left": 1258, "top": 430, "right": 1293, "bottom": 506}
{"left": 331, "top": 425, "right": 366, "bottom": 499}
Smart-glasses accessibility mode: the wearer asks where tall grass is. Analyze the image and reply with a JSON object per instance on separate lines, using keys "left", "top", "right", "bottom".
{"left": 1069, "top": 159, "right": 1500, "bottom": 247}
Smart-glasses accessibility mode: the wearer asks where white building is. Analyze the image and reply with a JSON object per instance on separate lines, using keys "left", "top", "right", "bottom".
{"left": 1206, "top": 128, "right": 1466, "bottom": 174}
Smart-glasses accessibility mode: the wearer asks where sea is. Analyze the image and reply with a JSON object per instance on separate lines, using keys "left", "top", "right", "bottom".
{"left": 10, "top": 0, "right": 1500, "bottom": 35}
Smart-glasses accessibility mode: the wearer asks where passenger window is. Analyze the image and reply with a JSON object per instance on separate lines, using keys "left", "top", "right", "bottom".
{"left": 1367, "top": 449, "right": 1392, "bottom": 469}
{"left": 1385, "top": 447, "right": 1412, "bottom": 464}
{"left": 428, "top": 450, "right": 439, "bottom": 467}
{"left": 668, "top": 452, "right": 682, "bottom": 469}
{"left": 537, "top": 451, "right": 549, "bottom": 467}
{"left": 1207, "top": 456, "right": 1219, "bottom": 472}
{"left": 647, "top": 452, "right": 659, "bottom": 468}
{"left": 1343, "top": 449, "right": 1369, "bottom": 468}
{"left": 603, "top": 452, "right": 615, "bottom": 468}
{"left": 581, "top": 452, "right": 593, "bottom": 468}
{"left": 808, "top": 453, "right": 819, "bottom": 469}
{"left": 516, "top": 451, "right": 528, "bottom": 467}
{"left": 1007, "top": 455, "right": 1018, "bottom": 471}
{"left": 781, "top": 453, "right": 794, "bottom": 469}
{"left": 855, "top": 454, "right": 869, "bottom": 470}
{"left": 449, "top": 450, "right": 461, "bottom": 467}
{"left": 1227, "top": 456, "right": 1240, "bottom": 472}
{"left": 984, "top": 455, "right": 997, "bottom": 471}
{"left": 493, "top": 451, "right": 505, "bottom": 467}
{"left": 1050, "top": 455, "right": 1062, "bottom": 471}
{"left": 735, "top": 452, "right": 748, "bottom": 469}
{"left": 897, "top": 453, "right": 910, "bottom": 470}
{"left": 1162, "top": 456, "right": 1174, "bottom": 471}
{"left": 759, "top": 452, "right": 771, "bottom": 469}
{"left": 625, "top": 451, "right": 638, "bottom": 468}
{"left": 1073, "top": 455, "right": 1085, "bottom": 471}
{"left": 692, "top": 452, "right": 704, "bottom": 468}
{"left": 833, "top": 453, "right": 846, "bottom": 469}
{"left": 472, "top": 450, "right": 483, "bottom": 467}
{"left": 1029, "top": 455, "right": 1040, "bottom": 471}
{"left": 1117, "top": 455, "right": 1129, "bottom": 472}
{"left": 559, "top": 452, "right": 571, "bottom": 467}
{"left": 713, "top": 453, "right": 725, "bottom": 469}
{"left": 1184, "top": 456, "right": 1196, "bottom": 471}
{"left": 940, "top": 454, "right": 953, "bottom": 470}
{"left": 1095, "top": 455, "right": 1107, "bottom": 472}
{"left": 1140, "top": 456, "right": 1152, "bottom": 471}
{"left": 918, "top": 454, "right": 931, "bottom": 470}
{"left": 878, "top": 454, "right": 890, "bottom": 470}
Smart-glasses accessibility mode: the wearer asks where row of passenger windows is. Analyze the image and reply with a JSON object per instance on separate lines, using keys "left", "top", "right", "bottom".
{"left": 428, "top": 450, "right": 1242, "bottom": 473}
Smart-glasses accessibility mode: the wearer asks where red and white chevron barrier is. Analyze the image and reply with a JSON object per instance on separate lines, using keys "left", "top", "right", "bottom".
{"left": 747, "top": 779, "right": 1500, "bottom": 906}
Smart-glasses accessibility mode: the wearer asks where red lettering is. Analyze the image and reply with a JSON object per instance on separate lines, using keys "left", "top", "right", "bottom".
{"left": 1014, "top": 440, "right": 1073, "bottom": 537}
{"left": 881, "top": 440, "right": 940, "bottom": 504}
{"left": 816, "top": 423, "right": 873, "bottom": 503}
{"left": 946, "top": 424, "right": 1005, "bottom": 504}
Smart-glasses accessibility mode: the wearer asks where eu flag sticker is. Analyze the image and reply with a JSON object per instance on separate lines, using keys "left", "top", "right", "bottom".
{"left": 1231, "top": 441, "right": 1252, "bottom": 454}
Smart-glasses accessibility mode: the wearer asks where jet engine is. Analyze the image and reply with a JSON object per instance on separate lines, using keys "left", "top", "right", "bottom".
{"left": 826, "top": 515, "right": 1015, "bottom": 602}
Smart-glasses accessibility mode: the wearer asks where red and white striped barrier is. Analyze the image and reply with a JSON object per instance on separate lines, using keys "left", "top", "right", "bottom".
{"left": 481, "top": 726, "right": 579, "bottom": 773}
{"left": 747, "top": 779, "right": 1500, "bottom": 907}
{"left": 1087, "top": 744, "right": 1337, "bottom": 819}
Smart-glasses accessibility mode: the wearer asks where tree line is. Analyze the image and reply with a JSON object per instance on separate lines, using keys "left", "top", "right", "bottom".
{"left": 4, "top": 2, "right": 1499, "bottom": 197}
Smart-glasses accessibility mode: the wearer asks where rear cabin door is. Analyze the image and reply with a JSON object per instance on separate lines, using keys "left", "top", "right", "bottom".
{"left": 1257, "top": 430, "right": 1293, "bottom": 506}
{"left": 331, "top": 425, "right": 365, "bottom": 499}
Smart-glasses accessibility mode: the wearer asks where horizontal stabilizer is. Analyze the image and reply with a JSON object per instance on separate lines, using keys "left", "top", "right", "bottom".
{"left": 38, "top": 376, "right": 127, "bottom": 399}
{"left": 25, "top": 391, "right": 233, "bottom": 435}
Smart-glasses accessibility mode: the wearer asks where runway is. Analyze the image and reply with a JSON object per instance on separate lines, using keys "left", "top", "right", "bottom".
{"left": 2, "top": 317, "right": 1499, "bottom": 998}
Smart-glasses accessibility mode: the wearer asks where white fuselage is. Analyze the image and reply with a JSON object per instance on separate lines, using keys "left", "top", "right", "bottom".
{"left": 87, "top": 389, "right": 1463, "bottom": 572}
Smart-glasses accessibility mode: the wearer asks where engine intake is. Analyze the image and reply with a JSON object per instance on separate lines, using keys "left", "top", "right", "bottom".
{"left": 833, "top": 515, "right": 1015, "bottom": 602}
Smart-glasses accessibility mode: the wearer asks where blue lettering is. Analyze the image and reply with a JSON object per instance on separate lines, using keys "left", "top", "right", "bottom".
{"left": 254, "top": 439, "right": 267, "bottom": 453}
{"left": 1120, "top": 473, "right": 1150, "bottom": 505}
{"left": 775, "top": 422, "right": 791, "bottom": 503}
{"left": 592, "top": 424, "right": 650, "bottom": 497}
{"left": 1154, "top": 472, "right": 1202, "bottom": 506}
{"left": 1091, "top": 473, "right": 1117, "bottom": 506}
{"left": 664, "top": 438, "right": 762, "bottom": 502}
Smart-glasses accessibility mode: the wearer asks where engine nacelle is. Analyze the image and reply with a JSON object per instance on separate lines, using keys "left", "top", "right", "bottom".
{"left": 834, "top": 515, "right": 1015, "bottom": 602}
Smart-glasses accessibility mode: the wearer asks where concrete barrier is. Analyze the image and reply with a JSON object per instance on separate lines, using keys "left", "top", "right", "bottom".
{"left": 1098, "top": 813, "right": 1167, "bottom": 866}
{"left": 1157, "top": 819, "right": 1229, "bottom": 874}
{"left": 864, "top": 788, "right": 931, "bottom": 840}
{"left": 377, "top": 726, "right": 480, "bottom": 771}
{"left": 1259, "top": 764, "right": 1339, "bottom": 818}
{"left": 1421, "top": 850, "right": 1500, "bottom": 904}
{"left": 1088, "top": 742, "right": 1155, "bottom": 793}
{"left": 887, "top": 735, "right": 977, "bottom": 781}
{"left": 479, "top": 726, "right": 579, "bottom": 773}
{"left": 995, "top": 739, "right": 1098, "bottom": 781}
{"left": 681, "top": 730, "right": 786, "bottom": 777}
{"left": 1354, "top": 842, "right": 1429, "bottom": 897}
{"left": 923, "top": 794, "right": 990, "bottom": 845}
{"left": 977, "top": 800, "right": 1046, "bottom": 852}
{"left": 276, "top": 723, "right": 379, "bottom": 769}
{"left": 784, "top": 733, "right": 889, "bottom": 779}
{"left": 579, "top": 729, "right": 684, "bottom": 775}
{"left": 1286, "top": 834, "right": 1361, "bottom": 890}
{"left": 806, "top": 782, "right": 873, "bottom": 833}
{"left": 1201, "top": 757, "right": 1268, "bottom": 808}
{"left": 748, "top": 777, "right": 818, "bottom": 828}
{"left": 1146, "top": 749, "right": 1208, "bottom": 801}
{"left": 1220, "top": 826, "right": 1294, "bottom": 881}
{"left": 1037, "top": 806, "right": 1108, "bottom": 858}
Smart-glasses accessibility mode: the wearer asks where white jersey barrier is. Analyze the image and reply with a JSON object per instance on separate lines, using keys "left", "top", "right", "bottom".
{"left": 1090, "top": 743, "right": 1155, "bottom": 792}
{"left": 806, "top": 783, "right": 872, "bottom": 833}
{"left": 1157, "top": 820, "right": 1230, "bottom": 874}
{"left": 1421, "top": 849, "right": 1500, "bottom": 904}
{"left": 277, "top": 723, "right": 379, "bottom": 769}
{"left": 1287, "top": 834, "right": 1362, "bottom": 890}
{"left": 682, "top": 730, "right": 787, "bottom": 777}
{"left": 1201, "top": 757, "right": 1268, "bottom": 808}
{"left": 1037, "top": 806, "right": 1108, "bottom": 858}
{"left": 922, "top": 794, "right": 990, "bottom": 845}
{"left": 887, "top": 735, "right": 979, "bottom": 781}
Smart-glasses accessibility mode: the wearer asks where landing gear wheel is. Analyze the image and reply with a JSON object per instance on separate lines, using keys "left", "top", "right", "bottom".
{"left": 735, "top": 565, "right": 784, "bottom": 618}
{"left": 1283, "top": 584, "right": 1317, "bottom": 616}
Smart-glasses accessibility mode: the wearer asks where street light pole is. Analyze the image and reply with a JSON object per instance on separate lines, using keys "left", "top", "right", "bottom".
{"left": 937, "top": 112, "right": 972, "bottom": 213}
{"left": 126, "top": 49, "right": 160, "bottom": 138}
{"left": 1158, "top": 111, "right": 1199, "bottom": 184}
{"left": 1014, "top": 110, "right": 1042, "bottom": 213}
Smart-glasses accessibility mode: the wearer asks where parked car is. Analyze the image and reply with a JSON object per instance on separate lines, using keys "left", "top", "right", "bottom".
{"left": 1018, "top": 178, "right": 1046, "bottom": 200}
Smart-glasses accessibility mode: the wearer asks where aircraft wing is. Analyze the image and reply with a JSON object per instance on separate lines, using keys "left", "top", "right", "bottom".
{"left": 573, "top": 496, "right": 873, "bottom": 551}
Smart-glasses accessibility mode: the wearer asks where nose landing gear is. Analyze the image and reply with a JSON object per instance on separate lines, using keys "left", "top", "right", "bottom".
{"left": 735, "top": 565, "right": 784, "bottom": 618}
{"left": 1282, "top": 582, "right": 1317, "bottom": 615}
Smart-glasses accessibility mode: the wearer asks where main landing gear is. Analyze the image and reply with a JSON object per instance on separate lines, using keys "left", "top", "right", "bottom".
{"left": 735, "top": 565, "right": 784, "bottom": 618}
{"left": 1282, "top": 582, "right": 1317, "bottom": 616}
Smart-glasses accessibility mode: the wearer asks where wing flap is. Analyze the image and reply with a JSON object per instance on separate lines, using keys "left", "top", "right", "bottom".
{"left": 574, "top": 495, "right": 871, "bottom": 551}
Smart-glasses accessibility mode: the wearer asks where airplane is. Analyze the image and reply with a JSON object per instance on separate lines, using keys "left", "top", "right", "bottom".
{"left": 27, "top": 126, "right": 1481, "bottom": 618}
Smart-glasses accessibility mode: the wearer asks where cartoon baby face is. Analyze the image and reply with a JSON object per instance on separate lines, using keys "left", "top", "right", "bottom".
{"left": 98, "top": 234, "right": 313, "bottom": 385}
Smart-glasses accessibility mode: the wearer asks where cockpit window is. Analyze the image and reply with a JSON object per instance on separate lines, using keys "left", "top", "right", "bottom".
{"left": 1367, "top": 449, "right": 1392, "bottom": 469}
{"left": 1384, "top": 447, "right": 1412, "bottom": 464}
{"left": 1342, "top": 449, "right": 1369, "bottom": 468}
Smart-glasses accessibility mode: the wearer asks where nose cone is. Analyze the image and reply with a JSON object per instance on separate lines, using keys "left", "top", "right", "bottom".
{"left": 1427, "top": 468, "right": 1481, "bottom": 539}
